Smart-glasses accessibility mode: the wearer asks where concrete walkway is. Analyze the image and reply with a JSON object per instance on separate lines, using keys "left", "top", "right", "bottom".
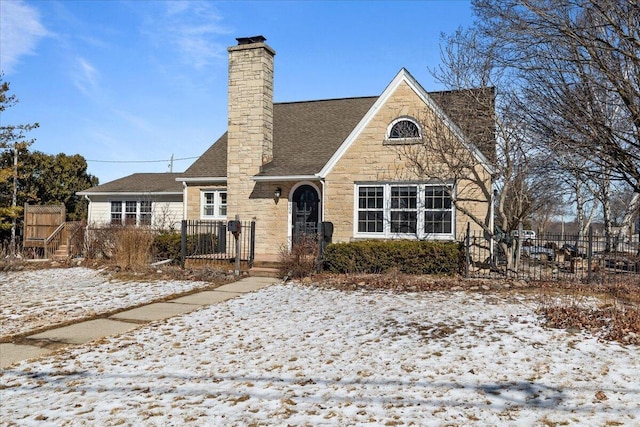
{"left": 0, "top": 276, "right": 279, "bottom": 369}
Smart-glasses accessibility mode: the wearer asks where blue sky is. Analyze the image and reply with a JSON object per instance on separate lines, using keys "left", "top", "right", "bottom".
{"left": 1, "top": 0, "right": 474, "bottom": 184}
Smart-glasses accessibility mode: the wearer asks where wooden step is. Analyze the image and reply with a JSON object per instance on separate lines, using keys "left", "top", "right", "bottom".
{"left": 52, "top": 245, "right": 69, "bottom": 260}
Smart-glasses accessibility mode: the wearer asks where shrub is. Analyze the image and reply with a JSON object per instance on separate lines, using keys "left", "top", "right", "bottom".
{"left": 84, "top": 225, "right": 117, "bottom": 259}
{"left": 279, "top": 235, "right": 319, "bottom": 279}
{"left": 153, "top": 232, "right": 182, "bottom": 263}
{"left": 113, "top": 226, "right": 155, "bottom": 271}
{"left": 322, "top": 240, "right": 462, "bottom": 275}
{"left": 84, "top": 225, "right": 154, "bottom": 271}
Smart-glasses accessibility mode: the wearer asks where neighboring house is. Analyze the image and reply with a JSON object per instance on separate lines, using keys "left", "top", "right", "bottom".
{"left": 77, "top": 173, "right": 183, "bottom": 231}
{"left": 79, "top": 35, "right": 495, "bottom": 262}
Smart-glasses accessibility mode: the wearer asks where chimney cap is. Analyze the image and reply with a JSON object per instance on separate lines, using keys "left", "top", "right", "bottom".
{"left": 236, "top": 35, "right": 267, "bottom": 45}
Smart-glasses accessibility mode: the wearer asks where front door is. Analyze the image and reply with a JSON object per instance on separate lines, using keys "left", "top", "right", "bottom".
{"left": 292, "top": 185, "right": 320, "bottom": 241}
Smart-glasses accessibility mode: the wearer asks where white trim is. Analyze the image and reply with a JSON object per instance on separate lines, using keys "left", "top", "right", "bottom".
{"left": 287, "top": 181, "right": 322, "bottom": 250}
{"left": 176, "top": 177, "right": 227, "bottom": 183}
{"left": 252, "top": 175, "right": 319, "bottom": 182}
{"left": 77, "top": 191, "right": 183, "bottom": 196}
{"left": 182, "top": 181, "right": 187, "bottom": 220}
{"left": 319, "top": 68, "right": 495, "bottom": 177}
{"left": 200, "top": 189, "right": 228, "bottom": 220}
{"left": 385, "top": 116, "right": 422, "bottom": 140}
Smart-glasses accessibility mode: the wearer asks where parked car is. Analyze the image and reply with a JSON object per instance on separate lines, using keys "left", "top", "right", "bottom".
{"left": 521, "top": 245, "right": 554, "bottom": 261}
{"left": 511, "top": 230, "right": 536, "bottom": 240}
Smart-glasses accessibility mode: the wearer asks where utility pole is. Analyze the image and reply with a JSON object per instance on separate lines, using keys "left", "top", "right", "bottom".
{"left": 10, "top": 142, "right": 18, "bottom": 257}
{"left": 168, "top": 153, "right": 174, "bottom": 173}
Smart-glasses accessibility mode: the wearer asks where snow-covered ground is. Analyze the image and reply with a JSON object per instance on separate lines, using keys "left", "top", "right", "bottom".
{"left": 1, "top": 269, "right": 638, "bottom": 425}
{"left": 0, "top": 267, "right": 213, "bottom": 338}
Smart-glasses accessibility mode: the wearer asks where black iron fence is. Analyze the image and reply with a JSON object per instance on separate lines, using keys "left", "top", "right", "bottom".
{"left": 464, "top": 226, "right": 640, "bottom": 283}
{"left": 180, "top": 220, "right": 255, "bottom": 270}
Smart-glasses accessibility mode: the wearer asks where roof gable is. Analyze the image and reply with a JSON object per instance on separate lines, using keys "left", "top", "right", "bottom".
{"left": 319, "top": 68, "right": 494, "bottom": 177}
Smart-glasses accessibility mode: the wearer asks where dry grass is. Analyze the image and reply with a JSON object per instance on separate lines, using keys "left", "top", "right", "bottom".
{"left": 312, "top": 272, "right": 640, "bottom": 346}
{"left": 83, "top": 226, "right": 157, "bottom": 272}
{"left": 113, "top": 227, "right": 155, "bottom": 272}
{"left": 536, "top": 280, "right": 640, "bottom": 345}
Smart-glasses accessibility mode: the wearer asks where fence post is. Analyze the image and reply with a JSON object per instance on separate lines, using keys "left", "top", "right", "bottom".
{"left": 180, "top": 219, "right": 187, "bottom": 269}
{"left": 587, "top": 224, "right": 593, "bottom": 283}
{"left": 249, "top": 221, "right": 256, "bottom": 268}
{"left": 234, "top": 215, "right": 241, "bottom": 276}
{"left": 465, "top": 222, "right": 471, "bottom": 278}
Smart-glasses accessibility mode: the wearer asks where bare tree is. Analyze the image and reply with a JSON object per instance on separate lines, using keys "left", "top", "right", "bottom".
{"left": 397, "top": 28, "right": 551, "bottom": 275}
{"left": 473, "top": 0, "right": 640, "bottom": 192}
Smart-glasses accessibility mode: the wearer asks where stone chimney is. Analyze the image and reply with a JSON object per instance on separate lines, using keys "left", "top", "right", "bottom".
{"left": 227, "top": 35, "right": 275, "bottom": 173}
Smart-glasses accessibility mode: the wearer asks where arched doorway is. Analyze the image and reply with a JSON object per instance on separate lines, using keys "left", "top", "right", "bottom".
{"left": 291, "top": 184, "right": 320, "bottom": 241}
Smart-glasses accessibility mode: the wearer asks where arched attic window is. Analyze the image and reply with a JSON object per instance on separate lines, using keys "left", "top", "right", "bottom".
{"left": 386, "top": 117, "right": 421, "bottom": 143}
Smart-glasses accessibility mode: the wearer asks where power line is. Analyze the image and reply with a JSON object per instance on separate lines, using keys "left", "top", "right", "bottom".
{"left": 86, "top": 156, "right": 199, "bottom": 164}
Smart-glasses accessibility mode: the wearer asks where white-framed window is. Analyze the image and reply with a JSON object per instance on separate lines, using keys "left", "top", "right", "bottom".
{"left": 110, "top": 200, "right": 154, "bottom": 226}
{"left": 140, "top": 201, "right": 152, "bottom": 226}
{"left": 201, "top": 189, "right": 227, "bottom": 219}
{"left": 385, "top": 117, "right": 421, "bottom": 143}
{"left": 355, "top": 183, "right": 455, "bottom": 239}
{"left": 110, "top": 201, "right": 122, "bottom": 225}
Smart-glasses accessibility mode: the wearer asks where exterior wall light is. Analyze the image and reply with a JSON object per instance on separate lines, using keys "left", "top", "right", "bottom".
{"left": 274, "top": 187, "right": 282, "bottom": 199}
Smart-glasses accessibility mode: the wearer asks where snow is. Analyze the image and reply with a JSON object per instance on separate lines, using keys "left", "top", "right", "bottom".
{"left": 1, "top": 268, "right": 639, "bottom": 425}
{"left": 0, "top": 267, "right": 213, "bottom": 338}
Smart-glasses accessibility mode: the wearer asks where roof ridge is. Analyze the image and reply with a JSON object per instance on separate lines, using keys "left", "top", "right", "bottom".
{"left": 275, "top": 96, "right": 378, "bottom": 105}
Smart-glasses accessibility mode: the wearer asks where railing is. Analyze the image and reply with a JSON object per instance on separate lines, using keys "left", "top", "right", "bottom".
{"left": 180, "top": 220, "right": 256, "bottom": 270}
{"left": 65, "top": 221, "right": 85, "bottom": 258}
{"left": 44, "top": 222, "right": 66, "bottom": 259}
{"left": 464, "top": 225, "right": 640, "bottom": 283}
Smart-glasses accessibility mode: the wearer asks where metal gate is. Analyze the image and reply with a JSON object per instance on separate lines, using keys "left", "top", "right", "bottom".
{"left": 180, "top": 219, "right": 255, "bottom": 270}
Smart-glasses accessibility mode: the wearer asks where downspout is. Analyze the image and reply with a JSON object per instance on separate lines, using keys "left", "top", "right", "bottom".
{"left": 83, "top": 195, "right": 92, "bottom": 225}
{"left": 83, "top": 195, "right": 92, "bottom": 255}
{"left": 182, "top": 182, "right": 188, "bottom": 220}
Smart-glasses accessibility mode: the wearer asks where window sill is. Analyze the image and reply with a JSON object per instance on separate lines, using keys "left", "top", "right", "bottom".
{"left": 383, "top": 137, "right": 422, "bottom": 146}
{"left": 353, "top": 232, "right": 455, "bottom": 241}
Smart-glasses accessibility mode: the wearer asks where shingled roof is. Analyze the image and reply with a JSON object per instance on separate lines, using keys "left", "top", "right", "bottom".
{"left": 78, "top": 173, "right": 184, "bottom": 194}
{"left": 182, "top": 89, "right": 494, "bottom": 179}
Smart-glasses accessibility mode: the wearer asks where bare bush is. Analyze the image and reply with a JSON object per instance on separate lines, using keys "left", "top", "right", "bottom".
{"left": 84, "top": 225, "right": 155, "bottom": 272}
{"left": 113, "top": 226, "right": 155, "bottom": 272}
{"left": 278, "top": 235, "right": 319, "bottom": 279}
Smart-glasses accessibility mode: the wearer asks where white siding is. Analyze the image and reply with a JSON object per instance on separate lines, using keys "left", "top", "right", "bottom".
{"left": 86, "top": 194, "right": 183, "bottom": 231}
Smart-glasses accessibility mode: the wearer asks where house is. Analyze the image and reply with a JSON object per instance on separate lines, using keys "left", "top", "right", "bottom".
{"left": 80, "top": 35, "right": 495, "bottom": 262}
{"left": 77, "top": 173, "right": 184, "bottom": 231}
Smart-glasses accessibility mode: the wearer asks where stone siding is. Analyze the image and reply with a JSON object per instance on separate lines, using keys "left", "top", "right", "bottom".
{"left": 324, "top": 81, "right": 491, "bottom": 243}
